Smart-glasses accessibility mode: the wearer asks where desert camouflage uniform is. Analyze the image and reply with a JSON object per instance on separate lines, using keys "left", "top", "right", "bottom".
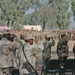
{"left": 0, "top": 37, "right": 20, "bottom": 75}
{"left": 17, "top": 34, "right": 44, "bottom": 75}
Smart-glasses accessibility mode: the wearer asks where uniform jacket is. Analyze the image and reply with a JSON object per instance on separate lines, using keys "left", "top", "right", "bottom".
{"left": 0, "top": 38, "right": 20, "bottom": 68}
{"left": 57, "top": 39, "right": 69, "bottom": 57}
{"left": 42, "top": 39, "right": 55, "bottom": 59}
{"left": 18, "top": 42, "right": 44, "bottom": 73}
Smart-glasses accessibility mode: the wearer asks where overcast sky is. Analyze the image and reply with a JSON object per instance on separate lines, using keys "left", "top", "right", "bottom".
{"left": 70, "top": 17, "right": 75, "bottom": 27}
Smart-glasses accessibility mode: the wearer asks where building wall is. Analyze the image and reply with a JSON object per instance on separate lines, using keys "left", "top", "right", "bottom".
{"left": 23, "top": 25, "right": 42, "bottom": 31}
{"left": 0, "top": 26, "right": 9, "bottom": 31}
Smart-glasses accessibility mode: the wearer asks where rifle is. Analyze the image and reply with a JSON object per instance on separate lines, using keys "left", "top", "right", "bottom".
{"left": 22, "top": 45, "right": 38, "bottom": 75}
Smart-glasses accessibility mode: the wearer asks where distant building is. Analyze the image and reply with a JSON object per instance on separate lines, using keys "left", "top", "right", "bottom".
{"left": 23, "top": 25, "right": 42, "bottom": 31}
{"left": 0, "top": 25, "right": 10, "bottom": 32}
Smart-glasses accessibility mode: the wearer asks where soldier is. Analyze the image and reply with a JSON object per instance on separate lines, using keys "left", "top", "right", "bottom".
{"left": 9, "top": 34, "right": 22, "bottom": 69}
{"left": 57, "top": 34, "right": 69, "bottom": 65}
{"left": 18, "top": 33, "right": 44, "bottom": 75}
{"left": 0, "top": 30, "right": 20, "bottom": 75}
{"left": 42, "top": 35, "right": 55, "bottom": 69}
{"left": 72, "top": 43, "right": 75, "bottom": 58}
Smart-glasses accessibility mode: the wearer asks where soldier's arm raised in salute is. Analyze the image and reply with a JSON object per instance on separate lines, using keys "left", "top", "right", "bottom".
{"left": 49, "top": 37, "right": 55, "bottom": 46}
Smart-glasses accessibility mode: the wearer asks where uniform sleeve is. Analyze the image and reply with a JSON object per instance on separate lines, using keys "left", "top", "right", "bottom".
{"left": 3, "top": 41, "right": 12, "bottom": 55}
{"left": 36, "top": 42, "right": 44, "bottom": 51}
{"left": 31, "top": 42, "right": 44, "bottom": 54}
{"left": 3, "top": 42, "right": 10, "bottom": 55}
{"left": 49, "top": 40, "right": 55, "bottom": 46}
{"left": 9, "top": 41, "right": 20, "bottom": 51}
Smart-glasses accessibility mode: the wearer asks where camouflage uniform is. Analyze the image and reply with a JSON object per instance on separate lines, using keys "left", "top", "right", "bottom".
{"left": 0, "top": 35, "right": 20, "bottom": 75}
{"left": 42, "top": 35, "right": 55, "bottom": 68}
{"left": 57, "top": 37, "right": 69, "bottom": 63}
{"left": 18, "top": 34, "right": 44, "bottom": 75}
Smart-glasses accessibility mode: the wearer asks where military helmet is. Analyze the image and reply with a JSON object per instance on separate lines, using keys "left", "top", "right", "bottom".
{"left": 24, "top": 34, "right": 34, "bottom": 40}
{"left": 45, "top": 34, "right": 50, "bottom": 38}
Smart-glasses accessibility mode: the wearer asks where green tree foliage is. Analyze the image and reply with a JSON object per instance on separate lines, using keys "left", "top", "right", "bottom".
{"left": 37, "top": 2, "right": 57, "bottom": 30}
{"left": 21, "top": 0, "right": 41, "bottom": 25}
{"left": 23, "top": 0, "right": 57, "bottom": 30}
{"left": 71, "top": 0, "right": 75, "bottom": 20}
{"left": 31, "top": 0, "right": 71, "bottom": 30}
{"left": 36, "top": 0, "right": 71, "bottom": 30}
{"left": 54, "top": 0, "right": 71, "bottom": 30}
{"left": 0, "top": 0, "right": 34, "bottom": 26}
{"left": 0, "top": 0, "right": 72, "bottom": 30}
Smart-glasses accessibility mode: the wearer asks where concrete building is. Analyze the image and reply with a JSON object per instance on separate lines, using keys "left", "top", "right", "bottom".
{"left": 0, "top": 25, "right": 9, "bottom": 32}
{"left": 23, "top": 25, "right": 42, "bottom": 31}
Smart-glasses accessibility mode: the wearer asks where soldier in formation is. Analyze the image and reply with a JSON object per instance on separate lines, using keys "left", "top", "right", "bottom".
{"left": 57, "top": 34, "right": 69, "bottom": 65}
{"left": 0, "top": 30, "right": 20, "bottom": 75}
{"left": 1, "top": 29, "right": 75, "bottom": 75}
{"left": 56, "top": 34, "right": 69, "bottom": 75}
{"left": 42, "top": 34, "right": 55, "bottom": 69}
{"left": 17, "top": 33, "right": 44, "bottom": 75}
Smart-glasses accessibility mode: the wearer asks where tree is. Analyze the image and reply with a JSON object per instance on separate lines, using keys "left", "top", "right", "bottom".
{"left": 35, "top": 0, "right": 57, "bottom": 30}
{"left": 71, "top": 0, "right": 75, "bottom": 20}
{"left": 32, "top": 0, "right": 71, "bottom": 30}
{"left": 0, "top": 0, "right": 72, "bottom": 30}
{"left": 54, "top": 0, "right": 71, "bottom": 30}
{"left": 0, "top": 0, "right": 35, "bottom": 28}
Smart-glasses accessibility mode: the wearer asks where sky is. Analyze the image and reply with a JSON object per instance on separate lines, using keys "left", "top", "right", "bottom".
{"left": 70, "top": 17, "right": 75, "bottom": 27}
{"left": 25, "top": 7, "right": 35, "bottom": 15}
